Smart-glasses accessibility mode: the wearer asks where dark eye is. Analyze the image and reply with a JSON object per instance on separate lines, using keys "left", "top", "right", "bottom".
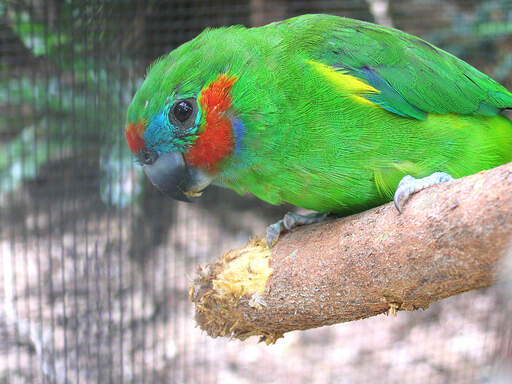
{"left": 172, "top": 100, "right": 193, "bottom": 123}
{"left": 168, "top": 98, "right": 197, "bottom": 128}
{"left": 138, "top": 149, "right": 158, "bottom": 165}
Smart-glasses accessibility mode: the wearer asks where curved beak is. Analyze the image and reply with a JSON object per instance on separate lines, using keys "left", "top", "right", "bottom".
{"left": 143, "top": 152, "right": 212, "bottom": 202}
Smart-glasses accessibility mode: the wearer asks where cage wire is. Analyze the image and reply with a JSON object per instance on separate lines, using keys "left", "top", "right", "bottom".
{"left": 0, "top": 0, "right": 511, "bottom": 383}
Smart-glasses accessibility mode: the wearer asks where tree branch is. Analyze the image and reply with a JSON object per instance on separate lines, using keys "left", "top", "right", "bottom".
{"left": 190, "top": 163, "right": 512, "bottom": 344}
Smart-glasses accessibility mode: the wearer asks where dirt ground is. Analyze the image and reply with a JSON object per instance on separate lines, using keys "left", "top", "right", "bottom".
{"left": 1, "top": 179, "right": 510, "bottom": 384}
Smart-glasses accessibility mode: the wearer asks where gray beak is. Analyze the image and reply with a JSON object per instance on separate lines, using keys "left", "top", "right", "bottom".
{"left": 143, "top": 151, "right": 212, "bottom": 202}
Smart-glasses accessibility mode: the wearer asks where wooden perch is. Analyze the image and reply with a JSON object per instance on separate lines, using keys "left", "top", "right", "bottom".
{"left": 189, "top": 163, "right": 512, "bottom": 344}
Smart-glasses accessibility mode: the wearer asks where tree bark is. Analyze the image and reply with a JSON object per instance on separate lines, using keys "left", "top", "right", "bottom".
{"left": 189, "top": 163, "right": 512, "bottom": 344}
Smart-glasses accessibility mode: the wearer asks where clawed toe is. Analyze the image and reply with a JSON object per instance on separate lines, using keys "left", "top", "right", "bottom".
{"left": 394, "top": 172, "right": 454, "bottom": 213}
{"left": 266, "top": 212, "right": 330, "bottom": 247}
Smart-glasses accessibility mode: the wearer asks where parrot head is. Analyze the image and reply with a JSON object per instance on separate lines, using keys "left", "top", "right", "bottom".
{"left": 124, "top": 31, "right": 245, "bottom": 202}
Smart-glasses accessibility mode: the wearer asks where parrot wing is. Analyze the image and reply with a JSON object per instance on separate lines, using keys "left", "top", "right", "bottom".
{"left": 298, "top": 16, "right": 512, "bottom": 120}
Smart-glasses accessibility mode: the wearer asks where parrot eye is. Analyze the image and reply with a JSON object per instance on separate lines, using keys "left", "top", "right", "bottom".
{"left": 173, "top": 101, "right": 193, "bottom": 122}
{"left": 137, "top": 149, "right": 158, "bottom": 165}
{"left": 168, "top": 98, "right": 197, "bottom": 128}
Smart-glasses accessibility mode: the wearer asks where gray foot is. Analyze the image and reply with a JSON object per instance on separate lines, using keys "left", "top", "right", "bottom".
{"left": 266, "top": 212, "right": 329, "bottom": 248}
{"left": 394, "top": 172, "right": 454, "bottom": 213}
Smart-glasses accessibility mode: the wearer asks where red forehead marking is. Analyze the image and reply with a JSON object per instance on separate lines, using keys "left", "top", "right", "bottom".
{"left": 185, "top": 74, "right": 237, "bottom": 172}
{"left": 125, "top": 121, "right": 146, "bottom": 153}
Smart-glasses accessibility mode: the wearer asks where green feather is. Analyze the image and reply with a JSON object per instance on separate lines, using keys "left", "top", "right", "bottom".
{"left": 282, "top": 15, "right": 512, "bottom": 117}
{"left": 127, "top": 14, "right": 512, "bottom": 214}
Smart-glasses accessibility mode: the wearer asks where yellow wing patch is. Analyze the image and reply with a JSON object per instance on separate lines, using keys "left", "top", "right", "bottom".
{"left": 307, "top": 60, "right": 380, "bottom": 106}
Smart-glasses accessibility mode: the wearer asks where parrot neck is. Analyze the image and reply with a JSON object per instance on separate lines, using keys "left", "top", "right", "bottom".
{"left": 185, "top": 74, "right": 242, "bottom": 173}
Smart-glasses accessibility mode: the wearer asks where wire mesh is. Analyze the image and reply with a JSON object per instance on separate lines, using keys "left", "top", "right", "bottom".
{"left": 0, "top": 0, "right": 511, "bottom": 383}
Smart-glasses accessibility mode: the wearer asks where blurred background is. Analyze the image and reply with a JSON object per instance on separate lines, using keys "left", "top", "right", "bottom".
{"left": 1, "top": 0, "right": 511, "bottom": 383}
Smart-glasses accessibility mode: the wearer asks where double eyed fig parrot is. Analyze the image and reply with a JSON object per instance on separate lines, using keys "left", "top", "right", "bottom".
{"left": 125, "top": 14, "right": 512, "bottom": 246}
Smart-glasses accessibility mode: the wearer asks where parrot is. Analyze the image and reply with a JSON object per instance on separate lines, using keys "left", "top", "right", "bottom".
{"left": 125, "top": 14, "right": 512, "bottom": 246}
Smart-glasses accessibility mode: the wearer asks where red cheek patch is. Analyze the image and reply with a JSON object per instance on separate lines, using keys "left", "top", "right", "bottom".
{"left": 125, "top": 121, "right": 146, "bottom": 153}
{"left": 185, "top": 74, "right": 237, "bottom": 172}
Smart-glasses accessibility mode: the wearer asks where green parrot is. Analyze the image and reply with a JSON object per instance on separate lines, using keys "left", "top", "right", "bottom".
{"left": 125, "top": 14, "right": 512, "bottom": 246}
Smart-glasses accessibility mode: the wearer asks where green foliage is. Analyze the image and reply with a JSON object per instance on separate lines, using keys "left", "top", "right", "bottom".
{"left": 0, "top": 121, "right": 69, "bottom": 195}
{"left": 10, "top": 11, "right": 66, "bottom": 57}
{"left": 0, "top": 1, "right": 142, "bottom": 207}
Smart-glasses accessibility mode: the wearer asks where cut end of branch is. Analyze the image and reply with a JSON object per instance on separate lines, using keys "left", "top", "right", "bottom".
{"left": 212, "top": 238, "right": 272, "bottom": 298}
{"left": 189, "top": 237, "right": 281, "bottom": 344}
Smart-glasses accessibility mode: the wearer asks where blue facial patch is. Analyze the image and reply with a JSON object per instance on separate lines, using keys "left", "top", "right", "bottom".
{"left": 144, "top": 109, "right": 178, "bottom": 154}
{"left": 144, "top": 105, "right": 201, "bottom": 154}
